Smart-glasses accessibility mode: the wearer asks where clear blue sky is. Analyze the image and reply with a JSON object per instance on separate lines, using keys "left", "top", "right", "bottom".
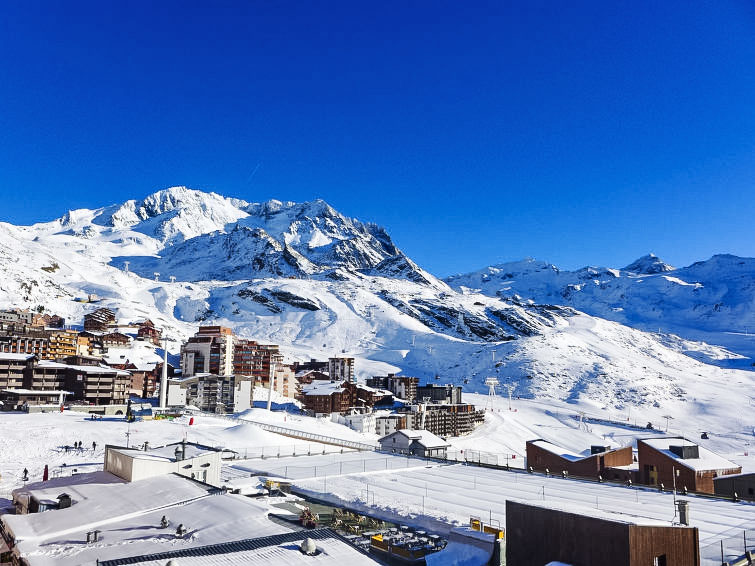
{"left": 2, "top": 1, "right": 755, "bottom": 276}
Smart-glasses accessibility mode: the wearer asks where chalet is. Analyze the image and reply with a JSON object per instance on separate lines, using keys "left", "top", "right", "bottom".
{"left": 101, "top": 332, "right": 131, "bottom": 348}
{"left": 136, "top": 319, "right": 162, "bottom": 345}
{"left": 637, "top": 437, "right": 741, "bottom": 494}
{"left": 505, "top": 500, "right": 700, "bottom": 566}
{"left": 378, "top": 429, "right": 449, "bottom": 458}
{"left": 526, "top": 439, "right": 635, "bottom": 480}
{"left": 299, "top": 380, "right": 350, "bottom": 414}
{"left": 83, "top": 308, "right": 116, "bottom": 332}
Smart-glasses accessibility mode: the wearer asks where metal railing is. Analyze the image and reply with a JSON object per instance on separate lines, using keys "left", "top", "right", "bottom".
{"left": 701, "top": 530, "right": 755, "bottom": 566}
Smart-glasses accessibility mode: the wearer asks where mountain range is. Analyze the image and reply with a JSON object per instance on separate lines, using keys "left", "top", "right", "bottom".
{"left": 1, "top": 186, "right": 753, "bottom": 415}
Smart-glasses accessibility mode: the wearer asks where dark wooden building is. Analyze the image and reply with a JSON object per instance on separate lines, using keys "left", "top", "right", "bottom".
{"left": 526, "top": 439, "right": 635, "bottom": 480}
{"left": 506, "top": 500, "right": 700, "bottom": 566}
{"left": 83, "top": 308, "right": 116, "bottom": 332}
{"left": 713, "top": 472, "right": 755, "bottom": 500}
{"left": 637, "top": 437, "right": 741, "bottom": 494}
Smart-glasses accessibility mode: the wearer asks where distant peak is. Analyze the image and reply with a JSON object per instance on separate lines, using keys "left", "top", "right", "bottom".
{"left": 623, "top": 253, "right": 674, "bottom": 274}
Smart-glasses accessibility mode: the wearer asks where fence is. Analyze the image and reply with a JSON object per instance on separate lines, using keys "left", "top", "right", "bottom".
{"left": 231, "top": 443, "right": 355, "bottom": 460}
{"left": 701, "top": 530, "right": 755, "bottom": 566}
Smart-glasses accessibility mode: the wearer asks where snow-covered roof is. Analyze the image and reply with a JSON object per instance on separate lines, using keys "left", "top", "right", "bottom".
{"left": 0, "top": 352, "right": 35, "bottom": 362}
{"left": 640, "top": 437, "right": 740, "bottom": 472}
{"left": 1, "top": 388, "right": 71, "bottom": 395}
{"left": 110, "top": 442, "right": 220, "bottom": 462}
{"left": 396, "top": 428, "right": 449, "bottom": 448}
{"left": 528, "top": 439, "right": 585, "bottom": 462}
{"left": 9, "top": 485, "right": 349, "bottom": 566}
{"left": 300, "top": 381, "right": 345, "bottom": 395}
{"left": 4, "top": 472, "right": 211, "bottom": 543}
{"left": 36, "top": 360, "right": 130, "bottom": 376}
{"left": 113, "top": 530, "right": 382, "bottom": 565}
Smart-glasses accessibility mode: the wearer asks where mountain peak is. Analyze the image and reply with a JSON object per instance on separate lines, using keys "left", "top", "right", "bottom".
{"left": 622, "top": 253, "right": 674, "bottom": 274}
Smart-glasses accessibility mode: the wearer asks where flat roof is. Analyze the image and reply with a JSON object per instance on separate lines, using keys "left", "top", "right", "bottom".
{"left": 507, "top": 499, "right": 677, "bottom": 527}
{"left": 110, "top": 442, "right": 220, "bottom": 462}
{"left": 4, "top": 472, "right": 210, "bottom": 543}
{"left": 0, "top": 352, "right": 35, "bottom": 361}
{"left": 640, "top": 437, "right": 740, "bottom": 472}
{"left": 1, "top": 389, "right": 71, "bottom": 395}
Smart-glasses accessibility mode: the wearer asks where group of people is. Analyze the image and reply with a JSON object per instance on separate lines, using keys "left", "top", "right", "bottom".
{"left": 62, "top": 441, "right": 97, "bottom": 453}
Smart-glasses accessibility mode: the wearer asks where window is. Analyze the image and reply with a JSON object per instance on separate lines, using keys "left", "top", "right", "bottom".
{"left": 654, "top": 555, "right": 667, "bottom": 566}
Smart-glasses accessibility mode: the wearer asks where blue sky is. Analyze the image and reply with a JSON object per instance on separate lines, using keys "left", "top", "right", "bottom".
{"left": 1, "top": 1, "right": 754, "bottom": 276}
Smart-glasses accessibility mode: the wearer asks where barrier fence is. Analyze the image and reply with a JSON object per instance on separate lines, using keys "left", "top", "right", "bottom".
{"left": 701, "top": 530, "right": 755, "bottom": 566}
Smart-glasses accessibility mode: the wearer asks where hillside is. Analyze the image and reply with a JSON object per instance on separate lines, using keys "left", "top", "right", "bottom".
{"left": 0, "top": 187, "right": 752, "bottom": 416}
{"left": 446, "top": 254, "right": 755, "bottom": 365}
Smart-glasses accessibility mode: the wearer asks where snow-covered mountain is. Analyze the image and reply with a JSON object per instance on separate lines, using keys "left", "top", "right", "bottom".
{"left": 446, "top": 254, "right": 755, "bottom": 363}
{"left": 1, "top": 187, "right": 753, "bottom": 414}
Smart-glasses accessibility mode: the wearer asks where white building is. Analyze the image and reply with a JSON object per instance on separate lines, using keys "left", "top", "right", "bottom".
{"left": 104, "top": 441, "right": 223, "bottom": 486}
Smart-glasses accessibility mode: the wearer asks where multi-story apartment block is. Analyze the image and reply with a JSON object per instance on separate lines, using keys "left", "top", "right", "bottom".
{"left": 180, "top": 326, "right": 235, "bottom": 377}
{"left": 328, "top": 357, "right": 355, "bottom": 383}
{"left": 0, "top": 353, "right": 34, "bottom": 391}
{"left": 168, "top": 373, "right": 252, "bottom": 413}
{"left": 366, "top": 374, "right": 419, "bottom": 401}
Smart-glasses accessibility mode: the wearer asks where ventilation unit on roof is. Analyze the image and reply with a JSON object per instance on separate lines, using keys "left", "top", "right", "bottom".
{"left": 591, "top": 445, "right": 609, "bottom": 455}
{"left": 669, "top": 444, "right": 699, "bottom": 459}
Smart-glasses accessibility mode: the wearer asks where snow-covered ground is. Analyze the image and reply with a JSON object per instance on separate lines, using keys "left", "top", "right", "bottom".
{"left": 0, "top": 411, "right": 357, "bottom": 499}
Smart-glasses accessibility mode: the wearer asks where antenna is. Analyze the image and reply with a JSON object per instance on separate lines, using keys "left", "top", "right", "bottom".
{"left": 153, "top": 272, "right": 160, "bottom": 282}
{"left": 484, "top": 377, "right": 499, "bottom": 411}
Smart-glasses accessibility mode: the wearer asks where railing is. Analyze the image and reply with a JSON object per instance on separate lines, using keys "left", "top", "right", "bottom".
{"left": 192, "top": 410, "right": 378, "bottom": 452}
{"left": 700, "top": 529, "right": 755, "bottom": 566}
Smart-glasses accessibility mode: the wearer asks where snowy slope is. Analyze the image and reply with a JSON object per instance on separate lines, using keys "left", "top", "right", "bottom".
{"left": 0, "top": 187, "right": 753, "bottom": 419}
{"left": 446, "top": 254, "right": 755, "bottom": 362}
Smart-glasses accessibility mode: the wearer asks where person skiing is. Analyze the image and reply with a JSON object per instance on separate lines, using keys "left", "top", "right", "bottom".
{"left": 160, "top": 515, "right": 169, "bottom": 528}
{"left": 22, "top": 468, "right": 28, "bottom": 482}
{"left": 92, "top": 441, "right": 97, "bottom": 451}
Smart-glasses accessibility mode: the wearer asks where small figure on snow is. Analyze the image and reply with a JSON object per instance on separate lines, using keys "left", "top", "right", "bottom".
{"left": 160, "top": 515, "right": 169, "bottom": 528}
{"left": 92, "top": 441, "right": 97, "bottom": 451}
{"left": 22, "top": 468, "right": 28, "bottom": 482}
{"left": 175, "top": 524, "right": 187, "bottom": 537}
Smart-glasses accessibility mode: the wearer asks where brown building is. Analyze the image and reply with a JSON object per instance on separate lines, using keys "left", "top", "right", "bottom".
{"left": 21, "top": 359, "right": 129, "bottom": 405}
{"left": 137, "top": 319, "right": 162, "bottom": 346}
{"left": 298, "top": 380, "right": 390, "bottom": 415}
{"left": 101, "top": 332, "right": 131, "bottom": 349}
{"left": 526, "top": 439, "right": 635, "bottom": 480}
{"left": 84, "top": 308, "right": 116, "bottom": 332}
{"left": 506, "top": 500, "right": 700, "bottom": 566}
{"left": 637, "top": 437, "right": 741, "bottom": 495}
{"left": 713, "top": 472, "right": 755, "bottom": 500}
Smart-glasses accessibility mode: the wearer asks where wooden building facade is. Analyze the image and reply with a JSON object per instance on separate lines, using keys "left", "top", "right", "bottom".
{"left": 505, "top": 500, "right": 700, "bottom": 566}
